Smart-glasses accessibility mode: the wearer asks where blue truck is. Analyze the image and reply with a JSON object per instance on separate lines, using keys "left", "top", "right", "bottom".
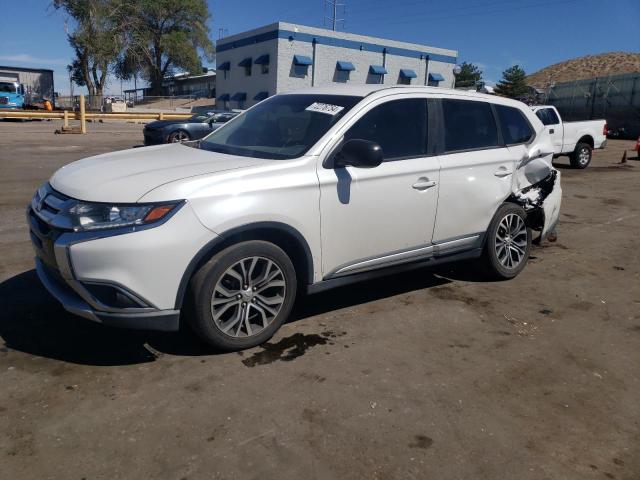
{"left": 0, "top": 66, "right": 55, "bottom": 110}
{"left": 0, "top": 79, "right": 25, "bottom": 109}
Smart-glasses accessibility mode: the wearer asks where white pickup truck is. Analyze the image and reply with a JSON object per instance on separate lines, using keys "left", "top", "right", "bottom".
{"left": 531, "top": 105, "right": 607, "bottom": 169}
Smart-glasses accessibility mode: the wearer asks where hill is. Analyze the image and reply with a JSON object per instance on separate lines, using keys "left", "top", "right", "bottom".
{"left": 526, "top": 52, "right": 640, "bottom": 87}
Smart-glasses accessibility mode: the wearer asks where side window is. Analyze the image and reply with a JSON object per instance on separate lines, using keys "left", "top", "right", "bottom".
{"left": 536, "top": 108, "right": 559, "bottom": 126}
{"left": 546, "top": 108, "right": 560, "bottom": 125}
{"left": 495, "top": 105, "right": 534, "bottom": 145}
{"left": 442, "top": 99, "right": 498, "bottom": 152}
{"left": 344, "top": 98, "right": 427, "bottom": 160}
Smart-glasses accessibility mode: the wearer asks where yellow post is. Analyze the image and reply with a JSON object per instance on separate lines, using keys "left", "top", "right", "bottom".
{"left": 63, "top": 110, "right": 69, "bottom": 129}
{"left": 159, "top": 112, "right": 164, "bottom": 121}
{"left": 79, "top": 95, "right": 87, "bottom": 134}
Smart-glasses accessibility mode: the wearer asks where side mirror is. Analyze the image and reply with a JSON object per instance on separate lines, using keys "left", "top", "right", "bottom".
{"left": 334, "top": 139, "right": 383, "bottom": 169}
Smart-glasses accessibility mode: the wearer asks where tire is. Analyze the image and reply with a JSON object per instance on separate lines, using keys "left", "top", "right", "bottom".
{"left": 168, "top": 130, "right": 190, "bottom": 143}
{"left": 187, "top": 240, "right": 297, "bottom": 351}
{"left": 570, "top": 142, "right": 592, "bottom": 169}
{"left": 480, "top": 203, "right": 531, "bottom": 280}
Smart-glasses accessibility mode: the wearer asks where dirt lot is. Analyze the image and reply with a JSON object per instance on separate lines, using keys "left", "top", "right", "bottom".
{"left": 0, "top": 120, "right": 639, "bottom": 480}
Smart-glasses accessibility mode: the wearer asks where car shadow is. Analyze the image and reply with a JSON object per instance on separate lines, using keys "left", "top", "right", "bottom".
{"left": 0, "top": 264, "right": 464, "bottom": 367}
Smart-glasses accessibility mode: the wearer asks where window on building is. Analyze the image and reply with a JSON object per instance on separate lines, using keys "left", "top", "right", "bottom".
{"left": 344, "top": 99, "right": 428, "bottom": 161}
{"left": 261, "top": 63, "right": 269, "bottom": 74}
{"left": 442, "top": 99, "right": 498, "bottom": 152}
{"left": 399, "top": 76, "right": 411, "bottom": 85}
{"left": 495, "top": 105, "right": 535, "bottom": 145}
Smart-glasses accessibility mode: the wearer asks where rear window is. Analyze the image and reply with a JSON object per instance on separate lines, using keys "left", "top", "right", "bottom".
{"left": 495, "top": 105, "right": 535, "bottom": 145}
{"left": 442, "top": 99, "right": 498, "bottom": 152}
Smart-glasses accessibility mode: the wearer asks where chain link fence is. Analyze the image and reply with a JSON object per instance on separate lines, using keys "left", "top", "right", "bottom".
{"left": 543, "top": 72, "right": 640, "bottom": 138}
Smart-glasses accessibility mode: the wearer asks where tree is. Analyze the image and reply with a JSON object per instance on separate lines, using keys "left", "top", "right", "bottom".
{"left": 54, "top": 0, "right": 130, "bottom": 99}
{"left": 126, "top": 0, "right": 215, "bottom": 95}
{"left": 494, "top": 65, "right": 529, "bottom": 99}
{"left": 455, "top": 62, "right": 483, "bottom": 88}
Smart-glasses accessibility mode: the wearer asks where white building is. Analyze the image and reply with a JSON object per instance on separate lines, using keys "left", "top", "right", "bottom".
{"left": 215, "top": 22, "right": 458, "bottom": 109}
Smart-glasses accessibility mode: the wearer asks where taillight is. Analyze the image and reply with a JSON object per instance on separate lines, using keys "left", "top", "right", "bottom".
{"left": 603, "top": 123, "right": 608, "bottom": 136}
{"left": 636, "top": 136, "right": 640, "bottom": 151}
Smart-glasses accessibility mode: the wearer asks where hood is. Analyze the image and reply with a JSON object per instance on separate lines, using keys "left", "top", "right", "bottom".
{"left": 50, "top": 143, "right": 269, "bottom": 202}
{"left": 145, "top": 119, "right": 194, "bottom": 130}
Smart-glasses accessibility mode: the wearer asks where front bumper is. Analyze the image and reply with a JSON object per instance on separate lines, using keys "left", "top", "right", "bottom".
{"left": 28, "top": 186, "right": 216, "bottom": 331}
{"left": 143, "top": 129, "right": 165, "bottom": 145}
{"left": 35, "top": 258, "right": 180, "bottom": 331}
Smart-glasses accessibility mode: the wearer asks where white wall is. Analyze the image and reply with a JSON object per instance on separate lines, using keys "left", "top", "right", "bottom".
{"left": 217, "top": 22, "right": 458, "bottom": 107}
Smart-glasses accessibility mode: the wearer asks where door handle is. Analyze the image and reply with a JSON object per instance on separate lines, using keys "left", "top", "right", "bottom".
{"left": 494, "top": 167, "right": 513, "bottom": 178}
{"left": 549, "top": 128, "right": 555, "bottom": 134}
{"left": 412, "top": 177, "right": 437, "bottom": 190}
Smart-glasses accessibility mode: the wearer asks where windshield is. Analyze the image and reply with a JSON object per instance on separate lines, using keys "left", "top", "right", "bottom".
{"left": 0, "top": 82, "right": 17, "bottom": 94}
{"left": 199, "top": 94, "right": 362, "bottom": 159}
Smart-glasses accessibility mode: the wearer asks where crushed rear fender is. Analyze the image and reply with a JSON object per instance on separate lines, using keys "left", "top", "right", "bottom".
{"left": 510, "top": 150, "right": 562, "bottom": 241}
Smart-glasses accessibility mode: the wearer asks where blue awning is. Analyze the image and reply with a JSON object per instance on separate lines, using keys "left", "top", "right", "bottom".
{"left": 254, "top": 91, "right": 269, "bottom": 101}
{"left": 238, "top": 57, "right": 252, "bottom": 67}
{"left": 217, "top": 62, "right": 230, "bottom": 71}
{"left": 400, "top": 69, "right": 417, "bottom": 78}
{"left": 231, "top": 92, "right": 247, "bottom": 102}
{"left": 336, "top": 61, "right": 355, "bottom": 71}
{"left": 369, "top": 65, "right": 387, "bottom": 75}
{"left": 217, "top": 93, "right": 230, "bottom": 101}
{"left": 429, "top": 72, "right": 445, "bottom": 82}
{"left": 293, "top": 55, "right": 313, "bottom": 66}
{"left": 254, "top": 54, "right": 270, "bottom": 65}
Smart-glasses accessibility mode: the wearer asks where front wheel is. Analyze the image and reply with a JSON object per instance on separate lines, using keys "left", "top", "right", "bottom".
{"left": 187, "top": 241, "right": 297, "bottom": 351}
{"left": 168, "top": 130, "right": 190, "bottom": 143}
{"left": 480, "top": 203, "right": 531, "bottom": 280}
{"left": 570, "top": 142, "right": 592, "bottom": 169}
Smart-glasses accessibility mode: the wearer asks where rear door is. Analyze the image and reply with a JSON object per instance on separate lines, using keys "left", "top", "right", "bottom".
{"left": 318, "top": 96, "right": 440, "bottom": 277}
{"left": 431, "top": 98, "right": 516, "bottom": 247}
{"left": 535, "top": 107, "right": 562, "bottom": 153}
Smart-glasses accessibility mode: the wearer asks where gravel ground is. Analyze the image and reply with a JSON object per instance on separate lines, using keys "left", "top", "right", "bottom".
{"left": 0, "top": 120, "right": 639, "bottom": 480}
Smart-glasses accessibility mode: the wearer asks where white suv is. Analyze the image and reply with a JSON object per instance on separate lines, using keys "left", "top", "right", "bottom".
{"left": 29, "top": 86, "right": 561, "bottom": 350}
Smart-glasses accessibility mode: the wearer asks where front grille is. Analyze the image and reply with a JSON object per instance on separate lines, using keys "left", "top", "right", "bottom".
{"left": 29, "top": 209, "right": 60, "bottom": 269}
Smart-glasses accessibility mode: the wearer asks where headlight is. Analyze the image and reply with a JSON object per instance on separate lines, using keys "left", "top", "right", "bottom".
{"left": 67, "top": 201, "right": 181, "bottom": 231}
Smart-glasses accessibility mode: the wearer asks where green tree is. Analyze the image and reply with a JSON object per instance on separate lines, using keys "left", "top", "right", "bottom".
{"left": 455, "top": 62, "right": 483, "bottom": 88}
{"left": 126, "top": 0, "right": 215, "bottom": 95}
{"left": 494, "top": 65, "right": 529, "bottom": 99}
{"left": 54, "top": 0, "right": 130, "bottom": 98}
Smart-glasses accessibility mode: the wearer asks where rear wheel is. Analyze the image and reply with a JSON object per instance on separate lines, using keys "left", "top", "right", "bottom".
{"left": 480, "top": 203, "right": 531, "bottom": 280}
{"left": 168, "top": 130, "right": 190, "bottom": 143}
{"left": 570, "top": 142, "right": 592, "bottom": 169}
{"left": 187, "top": 241, "right": 297, "bottom": 351}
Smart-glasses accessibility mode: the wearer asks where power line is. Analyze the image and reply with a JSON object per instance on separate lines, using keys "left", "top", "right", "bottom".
{"left": 324, "top": 0, "right": 346, "bottom": 31}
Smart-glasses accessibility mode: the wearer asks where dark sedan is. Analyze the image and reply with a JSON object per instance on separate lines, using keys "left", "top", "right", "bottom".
{"left": 143, "top": 111, "right": 238, "bottom": 145}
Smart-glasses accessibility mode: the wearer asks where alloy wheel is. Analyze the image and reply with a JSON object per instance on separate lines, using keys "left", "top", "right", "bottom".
{"left": 495, "top": 213, "right": 528, "bottom": 269}
{"left": 210, "top": 256, "right": 286, "bottom": 338}
{"left": 578, "top": 147, "right": 590, "bottom": 166}
{"left": 171, "top": 131, "right": 189, "bottom": 142}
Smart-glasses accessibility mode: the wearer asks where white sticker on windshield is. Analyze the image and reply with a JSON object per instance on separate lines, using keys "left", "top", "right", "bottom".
{"left": 305, "top": 102, "right": 345, "bottom": 115}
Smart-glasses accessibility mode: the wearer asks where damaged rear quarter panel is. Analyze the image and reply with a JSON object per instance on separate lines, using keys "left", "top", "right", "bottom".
{"left": 509, "top": 146, "right": 562, "bottom": 239}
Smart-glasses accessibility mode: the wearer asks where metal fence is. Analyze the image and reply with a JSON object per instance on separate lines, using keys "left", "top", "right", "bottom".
{"left": 544, "top": 72, "right": 640, "bottom": 138}
{"left": 55, "top": 94, "right": 216, "bottom": 113}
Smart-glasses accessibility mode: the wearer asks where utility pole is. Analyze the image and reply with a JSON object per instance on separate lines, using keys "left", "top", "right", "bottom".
{"left": 324, "top": 0, "right": 345, "bottom": 31}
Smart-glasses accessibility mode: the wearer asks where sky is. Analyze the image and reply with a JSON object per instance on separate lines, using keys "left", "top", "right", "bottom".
{"left": 1, "top": 0, "right": 638, "bottom": 95}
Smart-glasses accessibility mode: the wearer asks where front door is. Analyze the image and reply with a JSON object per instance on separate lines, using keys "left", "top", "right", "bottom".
{"left": 318, "top": 97, "right": 440, "bottom": 277}
{"left": 536, "top": 107, "right": 563, "bottom": 153}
